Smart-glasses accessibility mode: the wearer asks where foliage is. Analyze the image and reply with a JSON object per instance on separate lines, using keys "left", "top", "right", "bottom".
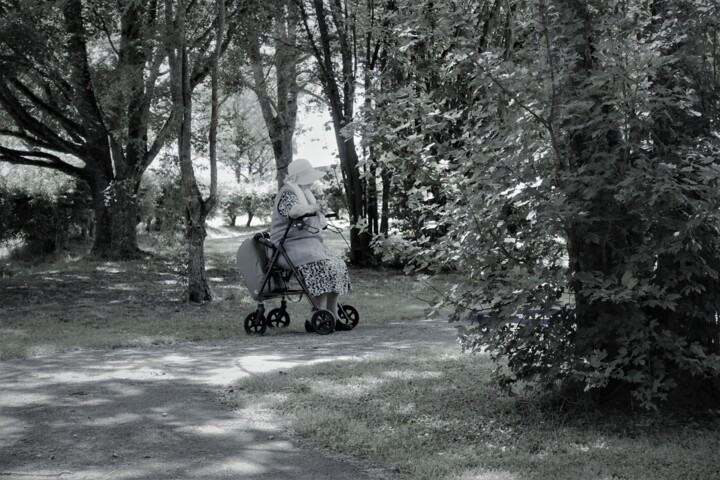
{"left": 220, "top": 180, "right": 274, "bottom": 227}
{"left": 139, "top": 162, "right": 186, "bottom": 245}
{"left": 367, "top": 0, "right": 720, "bottom": 409}
{"left": 0, "top": 176, "right": 92, "bottom": 254}
{"left": 229, "top": 347, "right": 720, "bottom": 480}
{"left": 314, "top": 165, "right": 347, "bottom": 218}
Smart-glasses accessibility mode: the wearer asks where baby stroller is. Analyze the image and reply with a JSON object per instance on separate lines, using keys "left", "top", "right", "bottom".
{"left": 236, "top": 212, "right": 359, "bottom": 335}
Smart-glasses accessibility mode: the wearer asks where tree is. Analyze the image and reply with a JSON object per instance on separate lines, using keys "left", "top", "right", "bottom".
{"left": 218, "top": 93, "right": 276, "bottom": 182}
{"left": 296, "top": 0, "right": 374, "bottom": 265}
{"left": 370, "top": 0, "right": 720, "bottom": 408}
{"left": 220, "top": 180, "right": 274, "bottom": 226}
{"left": 165, "top": 0, "right": 227, "bottom": 302}
{"left": 234, "top": 0, "right": 302, "bottom": 185}
{"left": 0, "top": 0, "right": 177, "bottom": 258}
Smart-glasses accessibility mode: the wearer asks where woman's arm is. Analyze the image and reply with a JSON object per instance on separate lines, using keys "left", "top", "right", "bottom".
{"left": 288, "top": 203, "right": 321, "bottom": 219}
{"left": 278, "top": 189, "right": 320, "bottom": 219}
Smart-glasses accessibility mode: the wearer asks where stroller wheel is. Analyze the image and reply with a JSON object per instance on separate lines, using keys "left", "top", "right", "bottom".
{"left": 311, "top": 309, "right": 336, "bottom": 335}
{"left": 244, "top": 312, "right": 267, "bottom": 335}
{"left": 267, "top": 308, "right": 290, "bottom": 328}
{"left": 336, "top": 305, "right": 359, "bottom": 330}
{"left": 304, "top": 320, "right": 314, "bottom": 333}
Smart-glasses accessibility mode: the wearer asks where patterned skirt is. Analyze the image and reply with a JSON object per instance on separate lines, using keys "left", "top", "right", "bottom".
{"left": 297, "top": 253, "right": 351, "bottom": 297}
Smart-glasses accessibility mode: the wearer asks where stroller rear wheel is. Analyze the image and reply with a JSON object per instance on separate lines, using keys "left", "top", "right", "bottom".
{"left": 336, "top": 304, "right": 359, "bottom": 330}
{"left": 267, "top": 308, "right": 290, "bottom": 328}
{"left": 244, "top": 311, "right": 267, "bottom": 334}
{"left": 311, "top": 309, "right": 336, "bottom": 335}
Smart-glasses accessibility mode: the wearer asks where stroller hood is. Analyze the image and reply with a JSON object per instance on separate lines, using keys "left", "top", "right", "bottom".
{"left": 236, "top": 235, "right": 270, "bottom": 301}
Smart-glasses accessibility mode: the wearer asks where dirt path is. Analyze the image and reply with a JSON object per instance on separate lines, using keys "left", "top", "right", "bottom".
{"left": 0, "top": 319, "right": 457, "bottom": 479}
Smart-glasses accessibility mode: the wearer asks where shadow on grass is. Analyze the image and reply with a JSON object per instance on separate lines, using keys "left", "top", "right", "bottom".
{"left": 1, "top": 231, "right": 448, "bottom": 360}
{"left": 228, "top": 348, "right": 720, "bottom": 480}
{"left": 2, "top": 333, "right": 444, "bottom": 479}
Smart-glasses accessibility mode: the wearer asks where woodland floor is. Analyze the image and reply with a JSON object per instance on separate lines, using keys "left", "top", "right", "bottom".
{"left": 0, "top": 225, "right": 457, "bottom": 479}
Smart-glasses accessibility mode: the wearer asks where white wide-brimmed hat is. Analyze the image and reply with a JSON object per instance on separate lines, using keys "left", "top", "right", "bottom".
{"left": 286, "top": 158, "right": 326, "bottom": 185}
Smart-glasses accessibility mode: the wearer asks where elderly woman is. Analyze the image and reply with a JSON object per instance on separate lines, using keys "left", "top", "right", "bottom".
{"left": 269, "top": 158, "right": 351, "bottom": 326}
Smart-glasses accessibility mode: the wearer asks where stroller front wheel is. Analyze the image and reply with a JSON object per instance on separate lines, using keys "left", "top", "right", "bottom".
{"left": 244, "top": 311, "right": 267, "bottom": 335}
{"left": 267, "top": 308, "right": 290, "bottom": 328}
{"left": 311, "top": 309, "right": 336, "bottom": 335}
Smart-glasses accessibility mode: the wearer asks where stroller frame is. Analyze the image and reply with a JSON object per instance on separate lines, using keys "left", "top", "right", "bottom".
{"left": 243, "top": 213, "right": 359, "bottom": 335}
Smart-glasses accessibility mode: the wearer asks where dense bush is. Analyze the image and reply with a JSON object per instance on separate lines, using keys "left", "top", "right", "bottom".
{"left": 0, "top": 180, "right": 93, "bottom": 255}
{"left": 367, "top": 0, "right": 720, "bottom": 409}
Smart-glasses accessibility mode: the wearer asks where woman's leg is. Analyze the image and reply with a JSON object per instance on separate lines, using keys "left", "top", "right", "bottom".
{"left": 310, "top": 293, "right": 328, "bottom": 320}
{"left": 326, "top": 292, "right": 339, "bottom": 317}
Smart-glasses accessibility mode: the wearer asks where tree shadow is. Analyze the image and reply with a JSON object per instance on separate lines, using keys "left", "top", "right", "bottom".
{"left": 0, "top": 320, "right": 457, "bottom": 479}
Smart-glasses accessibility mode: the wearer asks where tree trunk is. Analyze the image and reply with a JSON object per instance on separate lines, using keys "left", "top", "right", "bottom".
{"left": 230, "top": 215, "right": 237, "bottom": 227}
{"left": 246, "top": 0, "right": 300, "bottom": 187}
{"left": 246, "top": 212, "right": 254, "bottom": 227}
{"left": 186, "top": 215, "right": 211, "bottom": 303}
{"left": 380, "top": 168, "right": 390, "bottom": 235}
{"left": 299, "top": 0, "right": 373, "bottom": 265}
{"left": 87, "top": 174, "right": 142, "bottom": 259}
{"left": 334, "top": 126, "right": 372, "bottom": 265}
{"left": 554, "top": 0, "right": 640, "bottom": 373}
{"left": 168, "top": 0, "right": 213, "bottom": 303}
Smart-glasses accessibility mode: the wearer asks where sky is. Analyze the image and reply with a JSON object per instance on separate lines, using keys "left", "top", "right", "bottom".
{"left": 294, "top": 108, "right": 339, "bottom": 168}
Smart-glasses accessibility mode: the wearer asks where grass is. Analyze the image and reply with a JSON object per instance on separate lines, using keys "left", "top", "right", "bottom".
{"left": 0, "top": 227, "right": 446, "bottom": 359}
{"left": 4, "top": 227, "right": 720, "bottom": 479}
{"left": 225, "top": 346, "right": 720, "bottom": 480}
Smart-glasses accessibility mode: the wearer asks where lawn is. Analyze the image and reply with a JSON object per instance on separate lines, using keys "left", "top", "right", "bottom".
{"left": 226, "top": 346, "right": 720, "bottom": 480}
{"left": 4, "top": 229, "right": 718, "bottom": 480}
{"left": 0, "top": 225, "right": 444, "bottom": 359}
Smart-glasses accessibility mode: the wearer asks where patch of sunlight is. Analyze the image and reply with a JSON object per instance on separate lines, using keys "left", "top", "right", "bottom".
{"left": 0, "top": 416, "right": 28, "bottom": 444}
{"left": 160, "top": 354, "right": 194, "bottom": 364}
{"left": 0, "top": 328, "right": 27, "bottom": 337}
{"left": 92, "top": 412, "right": 143, "bottom": 426}
{"left": 106, "top": 284, "right": 138, "bottom": 291}
{"left": 209, "top": 277, "right": 225, "bottom": 282}
{"left": 160, "top": 279, "right": 179, "bottom": 285}
{"left": 41, "top": 276, "right": 64, "bottom": 281}
{"left": 193, "top": 454, "right": 273, "bottom": 476}
{"left": 1, "top": 391, "right": 55, "bottom": 407}
{"left": 571, "top": 440, "right": 608, "bottom": 452}
{"left": 96, "top": 264, "right": 124, "bottom": 273}
{"left": 66, "top": 274, "right": 92, "bottom": 280}
{"left": 187, "top": 425, "right": 227, "bottom": 435}
{"left": 382, "top": 369, "right": 443, "bottom": 380}
{"left": 396, "top": 402, "right": 417, "bottom": 415}
{"left": 30, "top": 269, "right": 60, "bottom": 275}
{"left": 311, "top": 378, "right": 383, "bottom": 398}
{"left": 26, "top": 344, "right": 61, "bottom": 357}
{"left": 451, "top": 469, "right": 520, "bottom": 480}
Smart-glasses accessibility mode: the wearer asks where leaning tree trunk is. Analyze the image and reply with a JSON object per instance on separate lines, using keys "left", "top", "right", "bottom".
{"left": 178, "top": 76, "right": 212, "bottom": 302}
{"left": 166, "top": 0, "right": 222, "bottom": 303}
{"left": 246, "top": 0, "right": 300, "bottom": 187}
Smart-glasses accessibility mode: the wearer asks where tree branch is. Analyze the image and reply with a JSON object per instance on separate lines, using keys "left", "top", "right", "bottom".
{"left": 0, "top": 83, "right": 85, "bottom": 157}
{"left": 0, "top": 145, "right": 86, "bottom": 178}
{"left": 10, "top": 78, "right": 86, "bottom": 143}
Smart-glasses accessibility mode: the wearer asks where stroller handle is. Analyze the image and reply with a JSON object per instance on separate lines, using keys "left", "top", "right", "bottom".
{"left": 254, "top": 233, "right": 276, "bottom": 250}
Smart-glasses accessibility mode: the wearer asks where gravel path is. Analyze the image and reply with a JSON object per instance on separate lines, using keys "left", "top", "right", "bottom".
{"left": 0, "top": 319, "right": 457, "bottom": 479}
